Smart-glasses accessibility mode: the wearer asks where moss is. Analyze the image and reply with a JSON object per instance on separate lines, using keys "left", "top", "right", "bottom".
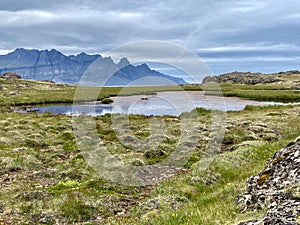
{"left": 284, "top": 184, "right": 300, "bottom": 199}
{"left": 296, "top": 215, "right": 300, "bottom": 224}
{"left": 60, "top": 197, "right": 97, "bottom": 222}
{"left": 181, "top": 185, "right": 197, "bottom": 200}
{"left": 24, "top": 138, "right": 48, "bottom": 148}
{"left": 144, "top": 149, "right": 167, "bottom": 164}
{"left": 48, "top": 180, "right": 82, "bottom": 194}
{"left": 184, "top": 153, "right": 199, "bottom": 168}
{"left": 257, "top": 171, "right": 271, "bottom": 185}
{"left": 272, "top": 157, "right": 284, "bottom": 165}
{"left": 1, "top": 79, "right": 300, "bottom": 224}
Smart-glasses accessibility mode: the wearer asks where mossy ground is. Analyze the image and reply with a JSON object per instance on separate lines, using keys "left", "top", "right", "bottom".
{"left": 205, "top": 83, "right": 300, "bottom": 102}
{"left": 0, "top": 78, "right": 300, "bottom": 224}
{"left": 204, "top": 72, "right": 300, "bottom": 102}
{"left": 0, "top": 78, "right": 201, "bottom": 106}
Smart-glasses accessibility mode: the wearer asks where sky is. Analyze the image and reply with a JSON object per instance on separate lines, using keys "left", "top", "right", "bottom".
{"left": 0, "top": 0, "right": 300, "bottom": 76}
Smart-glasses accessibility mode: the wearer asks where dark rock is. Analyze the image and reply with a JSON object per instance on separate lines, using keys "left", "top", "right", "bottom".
{"left": 0, "top": 72, "right": 22, "bottom": 80}
{"left": 278, "top": 70, "right": 300, "bottom": 75}
{"left": 144, "top": 149, "right": 166, "bottom": 158}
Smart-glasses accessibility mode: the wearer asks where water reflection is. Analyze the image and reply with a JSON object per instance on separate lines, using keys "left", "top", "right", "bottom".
{"left": 22, "top": 91, "right": 298, "bottom": 117}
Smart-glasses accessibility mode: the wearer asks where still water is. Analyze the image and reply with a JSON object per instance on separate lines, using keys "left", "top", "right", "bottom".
{"left": 22, "top": 91, "right": 298, "bottom": 117}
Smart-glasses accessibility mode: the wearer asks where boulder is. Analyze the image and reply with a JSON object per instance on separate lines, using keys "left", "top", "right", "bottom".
{"left": 236, "top": 137, "right": 300, "bottom": 225}
{"left": 0, "top": 72, "right": 22, "bottom": 80}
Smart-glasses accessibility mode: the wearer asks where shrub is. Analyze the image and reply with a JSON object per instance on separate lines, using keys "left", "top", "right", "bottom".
{"left": 101, "top": 98, "right": 113, "bottom": 104}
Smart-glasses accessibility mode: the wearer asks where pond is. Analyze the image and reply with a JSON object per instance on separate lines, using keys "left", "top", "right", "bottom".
{"left": 17, "top": 91, "right": 299, "bottom": 117}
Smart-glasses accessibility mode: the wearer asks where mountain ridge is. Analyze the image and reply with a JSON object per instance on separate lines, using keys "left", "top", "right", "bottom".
{"left": 0, "top": 48, "right": 187, "bottom": 85}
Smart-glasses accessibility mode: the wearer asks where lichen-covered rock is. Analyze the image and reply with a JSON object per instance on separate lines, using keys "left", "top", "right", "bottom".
{"left": 236, "top": 136, "right": 300, "bottom": 225}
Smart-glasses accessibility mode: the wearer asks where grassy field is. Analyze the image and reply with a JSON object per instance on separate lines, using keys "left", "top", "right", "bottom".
{"left": 203, "top": 70, "right": 300, "bottom": 102}
{"left": 1, "top": 77, "right": 299, "bottom": 108}
{"left": 0, "top": 77, "right": 300, "bottom": 224}
{"left": 204, "top": 83, "right": 300, "bottom": 102}
{"left": 0, "top": 78, "right": 201, "bottom": 106}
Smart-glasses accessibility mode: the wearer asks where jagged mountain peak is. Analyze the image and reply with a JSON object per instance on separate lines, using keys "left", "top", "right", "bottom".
{"left": 9, "top": 48, "right": 38, "bottom": 55}
{"left": 101, "top": 56, "right": 114, "bottom": 64}
{"left": 77, "top": 52, "right": 88, "bottom": 56}
{"left": 117, "top": 57, "right": 130, "bottom": 69}
{"left": 138, "top": 63, "right": 150, "bottom": 69}
{"left": 0, "top": 48, "right": 187, "bottom": 85}
{"left": 71, "top": 52, "right": 100, "bottom": 62}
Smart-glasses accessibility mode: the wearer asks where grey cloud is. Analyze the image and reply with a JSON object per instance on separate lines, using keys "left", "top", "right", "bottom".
{"left": 0, "top": 0, "right": 76, "bottom": 11}
{"left": 0, "top": 0, "right": 299, "bottom": 73}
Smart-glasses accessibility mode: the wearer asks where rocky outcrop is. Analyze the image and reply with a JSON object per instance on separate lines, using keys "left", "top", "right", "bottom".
{"left": 278, "top": 70, "right": 300, "bottom": 75}
{"left": 236, "top": 137, "right": 300, "bottom": 225}
{"left": 0, "top": 48, "right": 187, "bottom": 85}
{"left": 202, "top": 71, "right": 282, "bottom": 85}
{"left": 0, "top": 72, "right": 22, "bottom": 80}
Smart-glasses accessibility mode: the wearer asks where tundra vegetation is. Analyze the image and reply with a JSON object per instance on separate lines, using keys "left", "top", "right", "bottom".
{"left": 0, "top": 74, "right": 299, "bottom": 224}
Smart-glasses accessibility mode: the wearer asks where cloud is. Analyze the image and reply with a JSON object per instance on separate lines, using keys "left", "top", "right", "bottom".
{"left": 0, "top": 0, "right": 299, "bottom": 73}
{"left": 196, "top": 43, "right": 300, "bottom": 53}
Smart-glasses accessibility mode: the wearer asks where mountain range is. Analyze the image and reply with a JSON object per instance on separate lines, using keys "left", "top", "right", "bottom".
{"left": 0, "top": 48, "right": 187, "bottom": 86}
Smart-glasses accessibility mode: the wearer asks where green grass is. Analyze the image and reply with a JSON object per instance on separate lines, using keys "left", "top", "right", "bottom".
{"left": 0, "top": 78, "right": 300, "bottom": 224}
{"left": 0, "top": 78, "right": 202, "bottom": 106}
{"left": 107, "top": 105, "right": 300, "bottom": 225}
{"left": 204, "top": 83, "right": 300, "bottom": 102}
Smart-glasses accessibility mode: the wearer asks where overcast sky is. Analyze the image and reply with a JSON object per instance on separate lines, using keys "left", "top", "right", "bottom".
{"left": 0, "top": 0, "right": 300, "bottom": 75}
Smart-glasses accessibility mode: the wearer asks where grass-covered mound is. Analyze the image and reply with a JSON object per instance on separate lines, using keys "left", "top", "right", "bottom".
{"left": 203, "top": 70, "right": 300, "bottom": 102}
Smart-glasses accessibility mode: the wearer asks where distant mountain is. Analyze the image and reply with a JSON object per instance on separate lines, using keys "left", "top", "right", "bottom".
{"left": 0, "top": 48, "right": 187, "bottom": 85}
{"left": 0, "top": 48, "right": 99, "bottom": 83}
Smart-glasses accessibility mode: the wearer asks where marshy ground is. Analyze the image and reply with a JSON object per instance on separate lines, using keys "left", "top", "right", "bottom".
{"left": 0, "top": 76, "right": 300, "bottom": 224}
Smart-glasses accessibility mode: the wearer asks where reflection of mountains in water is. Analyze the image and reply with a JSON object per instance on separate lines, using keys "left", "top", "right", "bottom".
{"left": 20, "top": 91, "right": 296, "bottom": 117}
{"left": 28, "top": 104, "right": 112, "bottom": 117}
{"left": 0, "top": 48, "right": 187, "bottom": 85}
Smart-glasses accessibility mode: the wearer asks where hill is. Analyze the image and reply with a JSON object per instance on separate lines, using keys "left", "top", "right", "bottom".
{"left": 203, "top": 70, "right": 300, "bottom": 89}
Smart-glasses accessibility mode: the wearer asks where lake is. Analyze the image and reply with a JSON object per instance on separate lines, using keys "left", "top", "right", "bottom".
{"left": 19, "top": 91, "right": 299, "bottom": 117}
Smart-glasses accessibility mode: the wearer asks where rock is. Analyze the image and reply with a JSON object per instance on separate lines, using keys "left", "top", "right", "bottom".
{"left": 189, "top": 171, "right": 221, "bottom": 186}
{"left": 130, "top": 158, "right": 145, "bottom": 166}
{"left": 0, "top": 72, "right": 22, "bottom": 80}
{"left": 144, "top": 149, "right": 166, "bottom": 158}
{"left": 278, "top": 70, "right": 300, "bottom": 75}
{"left": 202, "top": 71, "right": 282, "bottom": 85}
{"left": 236, "top": 137, "right": 300, "bottom": 224}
